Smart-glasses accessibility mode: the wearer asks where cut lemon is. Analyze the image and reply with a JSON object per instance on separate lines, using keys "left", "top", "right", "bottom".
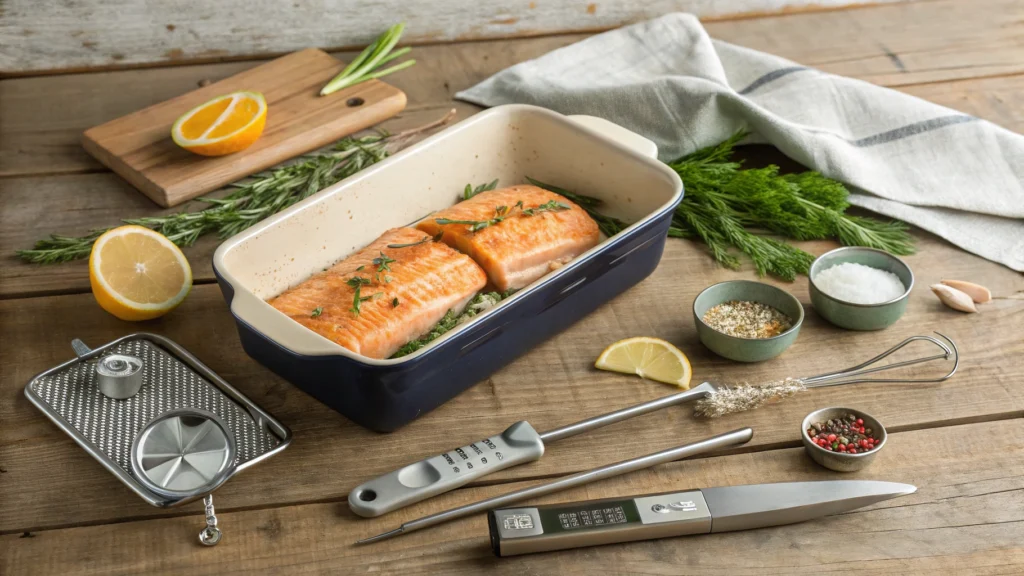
{"left": 595, "top": 337, "right": 692, "bottom": 389}
{"left": 171, "top": 91, "right": 267, "bottom": 156}
{"left": 89, "top": 226, "right": 192, "bottom": 321}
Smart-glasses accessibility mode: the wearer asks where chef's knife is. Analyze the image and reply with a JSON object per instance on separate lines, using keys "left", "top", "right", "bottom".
{"left": 488, "top": 480, "right": 916, "bottom": 557}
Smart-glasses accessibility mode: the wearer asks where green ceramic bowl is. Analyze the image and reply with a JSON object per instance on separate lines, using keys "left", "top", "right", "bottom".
{"left": 692, "top": 280, "right": 804, "bottom": 362}
{"left": 809, "top": 247, "right": 913, "bottom": 331}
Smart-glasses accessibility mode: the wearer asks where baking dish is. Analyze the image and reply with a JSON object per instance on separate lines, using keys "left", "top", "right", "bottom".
{"left": 213, "top": 104, "right": 683, "bottom": 432}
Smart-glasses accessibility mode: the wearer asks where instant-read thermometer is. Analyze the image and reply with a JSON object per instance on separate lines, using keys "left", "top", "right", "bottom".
{"left": 488, "top": 481, "right": 917, "bottom": 556}
{"left": 349, "top": 383, "right": 718, "bottom": 517}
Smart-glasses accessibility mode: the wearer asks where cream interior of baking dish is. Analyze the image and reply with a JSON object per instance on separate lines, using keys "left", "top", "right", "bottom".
{"left": 214, "top": 105, "right": 682, "bottom": 363}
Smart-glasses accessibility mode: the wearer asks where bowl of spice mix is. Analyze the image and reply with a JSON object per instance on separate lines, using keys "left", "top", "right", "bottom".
{"left": 692, "top": 280, "right": 804, "bottom": 362}
{"left": 802, "top": 407, "right": 887, "bottom": 472}
{"left": 809, "top": 246, "right": 913, "bottom": 331}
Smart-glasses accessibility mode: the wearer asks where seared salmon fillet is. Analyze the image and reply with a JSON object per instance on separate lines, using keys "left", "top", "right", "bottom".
{"left": 416, "top": 185, "right": 601, "bottom": 292}
{"left": 268, "top": 227, "right": 487, "bottom": 359}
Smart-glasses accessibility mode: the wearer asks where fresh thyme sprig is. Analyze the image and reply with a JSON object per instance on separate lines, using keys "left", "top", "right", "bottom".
{"left": 17, "top": 111, "right": 456, "bottom": 265}
{"left": 320, "top": 23, "right": 417, "bottom": 96}
{"left": 463, "top": 179, "right": 499, "bottom": 200}
{"left": 435, "top": 195, "right": 571, "bottom": 233}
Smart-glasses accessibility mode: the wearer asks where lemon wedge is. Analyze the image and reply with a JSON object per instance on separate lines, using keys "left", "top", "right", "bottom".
{"left": 89, "top": 225, "right": 192, "bottom": 321}
{"left": 595, "top": 337, "right": 692, "bottom": 388}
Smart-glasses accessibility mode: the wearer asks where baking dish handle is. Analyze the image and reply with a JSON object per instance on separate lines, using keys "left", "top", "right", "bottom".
{"left": 567, "top": 115, "right": 658, "bottom": 159}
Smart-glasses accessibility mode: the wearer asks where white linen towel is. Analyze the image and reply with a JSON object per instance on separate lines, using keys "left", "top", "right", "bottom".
{"left": 457, "top": 13, "right": 1024, "bottom": 272}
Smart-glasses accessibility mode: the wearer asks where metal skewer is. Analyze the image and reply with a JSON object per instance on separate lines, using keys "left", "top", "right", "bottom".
{"left": 357, "top": 427, "right": 754, "bottom": 544}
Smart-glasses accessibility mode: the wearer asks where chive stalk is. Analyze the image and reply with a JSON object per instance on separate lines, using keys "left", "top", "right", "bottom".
{"left": 320, "top": 23, "right": 416, "bottom": 96}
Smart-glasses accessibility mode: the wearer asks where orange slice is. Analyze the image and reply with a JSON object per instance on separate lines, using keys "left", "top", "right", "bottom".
{"left": 89, "top": 226, "right": 193, "bottom": 321}
{"left": 171, "top": 91, "right": 267, "bottom": 156}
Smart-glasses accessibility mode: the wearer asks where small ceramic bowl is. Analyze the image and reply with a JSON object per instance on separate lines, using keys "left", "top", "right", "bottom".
{"left": 801, "top": 407, "right": 887, "bottom": 472}
{"left": 809, "top": 247, "right": 914, "bottom": 331}
{"left": 692, "top": 280, "right": 804, "bottom": 362}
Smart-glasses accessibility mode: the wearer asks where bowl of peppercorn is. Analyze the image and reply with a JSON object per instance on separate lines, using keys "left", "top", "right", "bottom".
{"left": 802, "top": 407, "right": 887, "bottom": 472}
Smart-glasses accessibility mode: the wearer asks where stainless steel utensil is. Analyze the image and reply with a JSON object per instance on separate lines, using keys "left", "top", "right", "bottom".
{"left": 487, "top": 480, "right": 917, "bottom": 556}
{"left": 357, "top": 428, "right": 754, "bottom": 544}
{"left": 349, "top": 333, "right": 957, "bottom": 518}
{"left": 95, "top": 353, "right": 144, "bottom": 399}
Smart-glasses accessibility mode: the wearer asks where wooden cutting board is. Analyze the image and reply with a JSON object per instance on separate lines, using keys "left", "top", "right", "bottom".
{"left": 82, "top": 48, "right": 407, "bottom": 207}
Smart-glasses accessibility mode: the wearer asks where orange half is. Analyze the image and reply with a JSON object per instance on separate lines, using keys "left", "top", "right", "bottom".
{"left": 171, "top": 91, "right": 267, "bottom": 156}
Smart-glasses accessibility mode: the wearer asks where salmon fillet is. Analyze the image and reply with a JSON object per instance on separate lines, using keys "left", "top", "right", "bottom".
{"left": 268, "top": 227, "right": 487, "bottom": 359}
{"left": 416, "top": 185, "right": 601, "bottom": 292}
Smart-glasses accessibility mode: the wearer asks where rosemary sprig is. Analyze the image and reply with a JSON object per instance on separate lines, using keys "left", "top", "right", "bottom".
{"left": 320, "top": 23, "right": 417, "bottom": 96}
{"left": 17, "top": 111, "right": 456, "bottom": 265}
{"left": 521, "top": 200, "right": 570, "bottom": 216}
{"left": 525, "top": 177, "right": 628, "bottom": 237}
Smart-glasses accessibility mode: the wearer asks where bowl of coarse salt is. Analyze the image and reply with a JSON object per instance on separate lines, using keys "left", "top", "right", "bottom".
{"left": 809, "top": 247, "right": 914, "bottom": 330}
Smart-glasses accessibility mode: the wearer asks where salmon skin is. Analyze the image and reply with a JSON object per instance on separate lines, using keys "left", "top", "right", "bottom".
{"left": 268, "top": 227, "right": 487, "bottom": 359}
{"left": 416, "top": 185, "right": 601, "bottom": 292}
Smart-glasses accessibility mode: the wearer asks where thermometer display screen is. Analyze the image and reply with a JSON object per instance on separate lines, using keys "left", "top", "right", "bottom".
{"left": 539, "top": 499, "right": 640, "bottom": 533}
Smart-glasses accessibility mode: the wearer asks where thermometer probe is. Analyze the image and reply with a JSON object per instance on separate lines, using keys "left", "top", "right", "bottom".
{"left": 349, "top": 383, "right": 717, "bottom": 517}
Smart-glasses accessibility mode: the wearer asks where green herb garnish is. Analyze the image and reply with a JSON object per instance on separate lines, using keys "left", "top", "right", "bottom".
{"left": 387, "top": 236, "right": 431, "bottom": 249}
{"left": 392, "top": 290, "right": 514, "bottom": 357}
{"left": 320, "top": 23, "right": 417, "bottom": 96}
{"left": 463, "top": 179, "right": 499, "bottom": 200}
{"left": 346, "top": 276, "right": 372, "bottom": 288}
{"left": 310, "top": 307, "right": 323, "bottom": 318}
{"left": 392, "top": 297, "right": 400, "bottom": 308}
{"left": 350, "top": 286, "right": 384, "bottom": 316}
{"left": 521, "top": 200, "right": 570, "bottom": 216}
{"left": 356, "top": 265, "right": 365, "bottom": 271}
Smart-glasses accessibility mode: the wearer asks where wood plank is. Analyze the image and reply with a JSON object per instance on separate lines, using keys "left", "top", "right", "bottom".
{"left": 2, "top": 238, "right": 1021, "bottom": 533}
{"left": 3, "top": 420, "right": 1022, "bottom": 575}
{"left": 0, "top": 0, "right": 906, "bottom": 74}
{"left": 82, "top": 49, "right": 407, "bottom": 207}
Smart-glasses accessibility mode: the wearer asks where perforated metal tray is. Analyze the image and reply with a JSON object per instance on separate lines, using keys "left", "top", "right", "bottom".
{"left": 24, "top": 333, "right": 291, "bottom": 507}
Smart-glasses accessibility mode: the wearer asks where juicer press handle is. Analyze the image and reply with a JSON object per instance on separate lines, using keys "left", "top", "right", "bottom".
{"left": 348, "top": 421, "right": 546, "bottom": 518}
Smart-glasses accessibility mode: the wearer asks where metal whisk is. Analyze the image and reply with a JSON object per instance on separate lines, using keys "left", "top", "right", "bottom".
{"left": 693, "top": 332, "right": 959, "bottom": 418}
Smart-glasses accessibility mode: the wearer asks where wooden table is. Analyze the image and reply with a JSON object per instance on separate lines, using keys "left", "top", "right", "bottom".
{"left": 2, "top": 2, "right": 1023, "bottom": 574}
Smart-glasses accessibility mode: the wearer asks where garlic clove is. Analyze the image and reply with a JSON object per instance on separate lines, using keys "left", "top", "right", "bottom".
{"left": 931, "top": 284, "right": 978, "bottom": 313}
{"left": 941, "top": 279, "right": 992, "bottom": 303}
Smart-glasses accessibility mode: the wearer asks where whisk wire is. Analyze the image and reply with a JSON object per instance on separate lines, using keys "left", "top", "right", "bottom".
{"left": 800, "top": 333, "right": 959, "bottom": 388}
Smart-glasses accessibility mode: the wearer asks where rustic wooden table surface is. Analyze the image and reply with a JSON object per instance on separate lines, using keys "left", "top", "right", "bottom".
{"left": 2, "top": 1, "right": 1023, "bottom": 574}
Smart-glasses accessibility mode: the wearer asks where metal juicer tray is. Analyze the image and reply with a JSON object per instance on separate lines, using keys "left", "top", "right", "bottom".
{"left": 24, "top": 333, "right": 292, "bottom": 507}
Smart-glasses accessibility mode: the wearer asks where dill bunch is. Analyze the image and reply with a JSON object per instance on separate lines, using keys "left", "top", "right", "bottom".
{"left": 532, "top": 131, "right": 914, "bottom": 281}
{"left": 668, "top": 133, "right": 915, "bottom": 280}
{"left": 17, "top": 112, "right": 455, "bottom": 264}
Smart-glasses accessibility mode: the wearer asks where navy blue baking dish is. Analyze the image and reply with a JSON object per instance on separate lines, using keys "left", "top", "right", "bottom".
{"left": 213, "top": 105, "right": 683, "bottom": 432}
